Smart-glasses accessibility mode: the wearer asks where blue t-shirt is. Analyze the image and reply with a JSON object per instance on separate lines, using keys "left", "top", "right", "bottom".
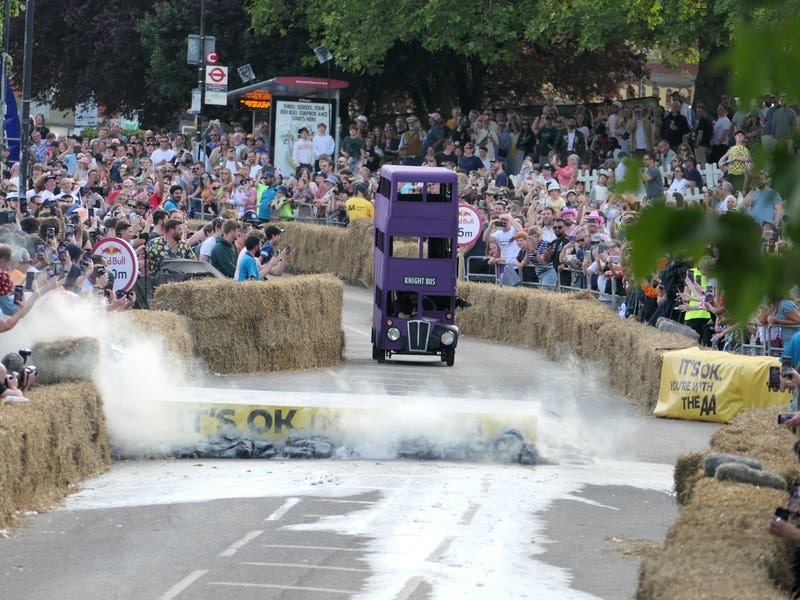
{"left": 237, "top": 252, "right": 260, "bottom": 281}
{"left": 260, "top": 240, "right": 275, "bottom": 262}
{"left": 749, "top": 187, "right": 781, "bottom": 225}
{"left": 257, "top": 187, "right": 276, "bottom": 220}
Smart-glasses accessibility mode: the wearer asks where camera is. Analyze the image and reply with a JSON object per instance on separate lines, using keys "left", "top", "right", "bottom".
{"left": 775, "top": 507, "right": 794, "bottom": 520}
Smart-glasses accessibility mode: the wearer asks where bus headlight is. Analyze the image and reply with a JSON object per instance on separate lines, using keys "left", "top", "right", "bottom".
{"left": 440, "top": 331, "right": 455, "bottom": 346}
{"left": 387, "top": 327, "right": 401, "bottom": 341}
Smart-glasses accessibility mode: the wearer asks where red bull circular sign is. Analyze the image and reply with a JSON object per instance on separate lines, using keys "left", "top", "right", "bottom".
{"left": 91, "top": 237, "right": 139, "bottom": 292}
{"left": 458, "top": 203, "right": 482, "bottom": 247}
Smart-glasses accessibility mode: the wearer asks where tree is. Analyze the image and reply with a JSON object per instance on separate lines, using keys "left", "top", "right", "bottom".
{"left": 8, "top": 0, "right": 154, "bottom": 116}
{"left": 246, "top": 0, "right": 701, "bottom": 113}
{"left": 623, "top": 0, "right": 800, "bottom": 325}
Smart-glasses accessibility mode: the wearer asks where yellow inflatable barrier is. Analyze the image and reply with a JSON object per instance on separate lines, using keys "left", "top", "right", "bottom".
{"left": 166, "top": 388, "right": 538, "bottom": 444}
{"left": 654, "top": 348, "right": 791, "bottom": 423}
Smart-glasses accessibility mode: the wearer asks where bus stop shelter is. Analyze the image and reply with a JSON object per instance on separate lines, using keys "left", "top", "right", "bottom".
{"left": 227, "top": 76, "right": 348, "bottom": 177}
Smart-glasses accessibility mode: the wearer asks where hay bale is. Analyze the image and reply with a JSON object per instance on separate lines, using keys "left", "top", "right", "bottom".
{"left": 151, "top": 274, "right": 344, "bottom": 374}
{"left": 674, "top": 451, "right": 705, "bottom": 506}
{"left": 275, "top": 221, "right": 352, "bottom": 281}
{"left": 710, "top": 405, "right": 800, "bottom": 485}
{"left": 112, "top": 309, "right": 201, "bottom": 377}
{"left": 0, "top": 381, "right": 110, "bottom": 527}
{"left": 637, "top": 478, "right": 792, "bottom": 599}
{"left": 31, "top": 338, "right": 100, "bottom": 385}
{"left": 455, "top": 280, "right": 695, "bottom": 409}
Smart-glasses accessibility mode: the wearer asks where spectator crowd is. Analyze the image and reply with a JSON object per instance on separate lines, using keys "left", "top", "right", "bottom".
{"left": 0, "top": 91, "right": 796, "bottom": 395}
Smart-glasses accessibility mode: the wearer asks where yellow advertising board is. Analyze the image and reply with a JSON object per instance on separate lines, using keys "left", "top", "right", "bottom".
{"left": 654, "top": 348, "right": 791, "bottom": 423}
{"left": 165, "top": 388, "right": 537, "bottom": 444}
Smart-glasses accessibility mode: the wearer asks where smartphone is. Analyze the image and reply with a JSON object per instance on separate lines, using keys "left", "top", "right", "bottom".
{"left": 778, "top": 413, "right": 795, "bottom": 425}
{"left": 610, "top": 256, "right": 620, "bottom": 264}
{"left": 782, "top": 356, "right": 794, "bottom": 378}
{"left": 13, "top": 285, "right": 24, "bottom": 303}
{"left": 776, "top": 507, "right": 793, "bottom": 520}
{"left": 769, "top": 366, "right": 781, "bottom": 389}
{"left": 687, "top": 270, "right": 695, "bottom": 283}
{"left": 24, "top": 271, "right": 35, "bottom": 291}
{"left": 705, "top": 286, "right": 714, "bottom": 304}
{"left": 46, "top": 227, "right": 55, "bottom": 241}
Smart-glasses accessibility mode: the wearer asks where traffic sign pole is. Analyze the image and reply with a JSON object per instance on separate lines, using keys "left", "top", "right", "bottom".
{"left": 195, "top": 0, "right": 206, "bottom": 131}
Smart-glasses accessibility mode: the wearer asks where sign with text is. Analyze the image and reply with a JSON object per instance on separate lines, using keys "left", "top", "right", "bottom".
{"left": 75, "top": 100, "right": 98, "bottom": 128}
{"left": 204, "top": 66, "right": 229, "bottom": 106}
{"left": 654, "top": 348, "right": 790, "bottom": 423}
{"left": 272, "top": 98, "right": 333, "bottom": 178}
{"left": 457, "top": 203, "right": 481, "bottom": 247}
{"left": 91, "top": 237, "right": 138, "bottom": 292}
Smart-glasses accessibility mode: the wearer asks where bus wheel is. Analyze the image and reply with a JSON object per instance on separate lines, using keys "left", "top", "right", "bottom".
{"left": 443, "top": 348, "right": 455, "bottom": 367}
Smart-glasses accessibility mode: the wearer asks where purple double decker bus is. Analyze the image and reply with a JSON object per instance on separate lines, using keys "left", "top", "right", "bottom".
{"left": 372, "top": 165, "right": 460, "bottom": 366}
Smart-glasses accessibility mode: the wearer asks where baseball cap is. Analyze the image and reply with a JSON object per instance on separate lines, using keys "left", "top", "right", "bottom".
{"left": 264, "top": 225, "right": 284, "bottom": 238}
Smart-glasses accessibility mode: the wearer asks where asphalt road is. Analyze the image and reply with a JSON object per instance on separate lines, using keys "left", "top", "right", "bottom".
{"left": 0, "top": 286, "right": 719, "bottom": 600}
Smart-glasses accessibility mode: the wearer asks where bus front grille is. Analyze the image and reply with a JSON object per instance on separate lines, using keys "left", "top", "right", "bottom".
{"left": 407, "top": 320, "right": 430, "bottom": 352}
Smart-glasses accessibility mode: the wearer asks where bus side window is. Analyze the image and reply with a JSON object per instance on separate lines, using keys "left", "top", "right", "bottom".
{"left": 427, "top": 237, "right": 452, "bottom": 259}
{"left": 375, "top": 228, "right": 385, "bottom": 253}
{"left": 397, "top": 181, "right": 422, "bottom": 201}
{"left": 427, "top": 183, "right": 451, "bottom": 203}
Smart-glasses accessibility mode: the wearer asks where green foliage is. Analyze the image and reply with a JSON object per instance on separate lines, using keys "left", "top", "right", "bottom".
{"left": 246, "top": 0, "right": 702, "bottom": 75}
{"left": 625, "top": 1, "right": 800, "bottom": 325}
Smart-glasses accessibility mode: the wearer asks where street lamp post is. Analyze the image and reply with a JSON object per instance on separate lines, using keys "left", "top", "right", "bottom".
{"left": 18, "top": 0, "right": 35, "bottom": 201}
{"left": 314, "top": 46, "right": 336, "bottom": 155}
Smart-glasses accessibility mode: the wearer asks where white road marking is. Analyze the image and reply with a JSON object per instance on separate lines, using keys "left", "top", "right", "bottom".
{"left": 395, "top": 576, "right": 427, "bottom": 600}
{"left": 426, "top": 537, "right": 453, "bottom": 562}
{"left": 159, "top": 569, "right": 208, "bottom": 600}
{"left": 219, "top": 530, "right": 263, "bottom": 557}
{"left": 207, "top": 581, "right": 356, "bottom": 594}
{"left": 259, "top": 543, "right": 362, "bottom": 552}
{"left": 314, "top": 498, "right": 376, "bottom": 505}
{"left": 459, "top": 504, "right": 480, "bottom": 525}
{"left": 265, "top": 497, "right": 300, "bottom": 521}
{"left": 242, "top": 561, "right": 370, "bottom": 573}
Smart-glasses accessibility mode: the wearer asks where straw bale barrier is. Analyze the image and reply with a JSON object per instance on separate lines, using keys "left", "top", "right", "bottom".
{"left": 114, "top": 309, "right": 200, "bottom": 377}
{"left": 453, "top": 281, "right": 696, "bottom": 409}
{"left": 31, "top": 338, "right": 100, "bottom": 385}
{"left": 641, "top": 403, "right": 800, "bottom": 599}
{"left": 151, "top": 274, "right": 344, "bottom": 374}
{"left": 275, "top": 221, "right": 696, "bottom": 409}
{"left": 637, "top": 477, "right": 791, "bottom": 599}
{"left": 275, "top": 220, "right": 419, "bottom": 286}
{"left": 0, "top": 382, "right": 110, "bottom": 528}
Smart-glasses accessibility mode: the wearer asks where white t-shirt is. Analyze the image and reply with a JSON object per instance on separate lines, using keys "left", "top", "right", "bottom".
{"left": 713, "top": 117, "right": 731, "bottom": 145}
{"left": 199, "top": 235, "right": 217, "bottom": 261}
{"left": 150, "top": 148, "right": 176, "bottom": 166}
